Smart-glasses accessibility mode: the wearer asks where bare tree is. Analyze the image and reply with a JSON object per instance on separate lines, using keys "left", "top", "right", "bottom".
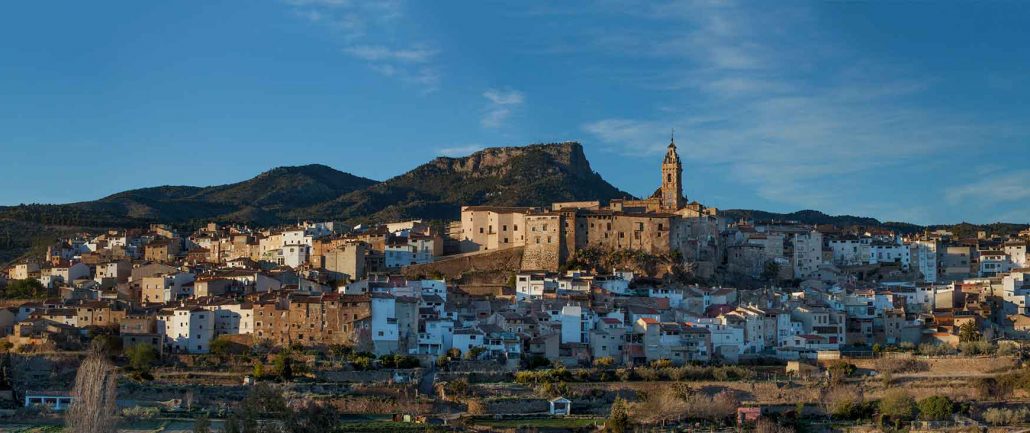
{"left": 66, "top": 340, "right": 118, "bottom": 433}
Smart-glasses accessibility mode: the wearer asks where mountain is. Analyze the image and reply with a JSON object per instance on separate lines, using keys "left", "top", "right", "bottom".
{"left": 719, "top": 209, "right": 1028, "bottom": 236}
{"left": 295, "top": 142, "right": 633, "bottom": 222}
{"left": 3, "top": 142, "right": 1024, "bottom": 265}
{"left": 0, "top": 142, "right": 632, "bottom": 231}
{"left": 0, "top": 164, "right": 378, "bottom": 228}
{"left": 721, "top": 209, "right": 886, "bottom": 227}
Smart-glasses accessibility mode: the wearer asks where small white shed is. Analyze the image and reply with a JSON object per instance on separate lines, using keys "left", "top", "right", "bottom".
{"left": 549, "top": 396, "right": 571, "bottom": 416}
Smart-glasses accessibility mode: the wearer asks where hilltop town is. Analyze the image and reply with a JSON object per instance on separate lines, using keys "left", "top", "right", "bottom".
{"left": 2, "top": 140, "right": 1030, "bottom": 432}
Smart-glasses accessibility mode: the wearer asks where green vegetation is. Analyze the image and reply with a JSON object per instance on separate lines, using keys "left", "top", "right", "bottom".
{"left": 917, "top": 396, "right": 955, "bottom": 421}
{"left": 984, "top": 407, "right": 1030, "bottom": 426}
{"left": 473, "top": 417, "right": 605, "bottom": 429}
{"left": 826, "top": 361, "right": 857, "bottom": 385}
{"left": 514, "top": 365, "right": 755, "bottom": 385}
{"left": 377, "top": 354, "right": 420, "bottom": 369}
{"left": 878, "top": 389, "right": 916, "bottom": 428}
{"left": 125, "top": 343, "right": 158, "bottom": 380}
{"left": 607, "top": 397, "right": 630, "bottom": 433}
{"left": 1, "top": 278, "right": 48, "bottom": 299}
{"left": 958, "top": 321, "right": 981, "bottom": 342}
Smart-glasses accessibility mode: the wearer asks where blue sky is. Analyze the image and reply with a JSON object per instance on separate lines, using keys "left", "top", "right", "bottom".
{"left": 1, "top": 1, "right": 1027, "bottom": 225}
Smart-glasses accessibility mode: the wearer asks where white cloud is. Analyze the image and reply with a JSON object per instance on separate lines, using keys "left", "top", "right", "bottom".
{"left": 284, "top": 0, "right": 439, "bottom": 92}
{"left": 481, "top": 89, "right": 525, "bottom": 128}
{"left": 342, "top": 45, "right": 437, "bottom": 63}
{"left": 437, "top": 145, "right": 484, "bottom": 157}
{"left": 946, "top": 170, "right": 1030, "bottom": 207}
{"left": 563, "top": 1, "right": 1020, "bottom": 220}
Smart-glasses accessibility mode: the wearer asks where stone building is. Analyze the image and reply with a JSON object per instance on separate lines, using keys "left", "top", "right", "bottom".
{"left": 252, "top": 293, "right": 371, "bottom": 347}
{"left": 520, "top": 136, "right": 719, "bottom": 271}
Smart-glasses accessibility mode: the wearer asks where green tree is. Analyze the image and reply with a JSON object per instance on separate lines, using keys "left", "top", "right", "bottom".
{"left": 607, "top": 397, "right": 630, "bottom": 433}
{"left": 328, "top": 344, "right": 352, "bottom": 365}
{"left": 958, "top": 321, "right": 981, "bottom": 343}
{"left": 879, "top": 389, "right": 916, "bottom": 428}
{"left": 827, "top": 361, "right": 856, "bottom": 386}
{"left": 917, "top": 395, "right": 954, "bottom": 421}
{"left": 209, "top": 336, "right": 234, "bottom": 358}
{"left": 272, "top": 351, "right": 293, "bottom": 380}
{"left": 465, "top": 346, "right": 486, "bottom": 360}
{"left": 1, "top": 278, "right": 47, "bottom": 299}
{"left": 252, "top": 360, "right": 265, "bottom": 379}
{"left": 125, "top": 343, "right": 158, "bottom": 374}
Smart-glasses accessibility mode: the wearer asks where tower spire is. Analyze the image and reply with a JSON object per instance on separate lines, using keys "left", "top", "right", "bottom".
{"left": 670, "top": 128, "right": 675, "bottom": 145}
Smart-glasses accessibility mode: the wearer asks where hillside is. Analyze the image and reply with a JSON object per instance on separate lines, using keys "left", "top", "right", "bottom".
{"left": 2, "top": 142, "right": 1025, "bottom": 264}
{"left": 0, "top": 142, "right": 634, "bottom": 261}
{"left": 295, "top": 142, "right": 633, "bottom": 222}
{"left": 720, "top": 209, "right": 1026, "bottom": 236}
{"left": 0, "top": 164, "right": 378, "bottom": 228}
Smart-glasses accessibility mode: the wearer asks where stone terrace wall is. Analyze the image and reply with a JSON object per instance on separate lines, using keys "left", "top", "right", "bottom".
{"left": 403, "top": 247, "right": 524, "bottom": 283}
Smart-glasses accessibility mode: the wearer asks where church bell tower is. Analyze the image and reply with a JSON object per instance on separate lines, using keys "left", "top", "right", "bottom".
{"left": 661, "top": 132, "right": 685, "bottom": 210}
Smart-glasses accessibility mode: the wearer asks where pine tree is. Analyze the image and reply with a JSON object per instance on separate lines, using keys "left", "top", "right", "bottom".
{"left": 607, "top": 397, "right": 630, "bottom": 433}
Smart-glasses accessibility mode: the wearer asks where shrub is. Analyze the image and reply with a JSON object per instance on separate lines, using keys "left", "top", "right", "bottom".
{"left": 636, "top": 368, "right": 662, "bottom": 381}
{"left": 607, "top": 397, "right": 630, "bottom": 433}
{"left": 827, "top": 361, "right": 856, "bottom": 385}
{"left": 525, "top": 355, "right": 550, "bottom": 370}
{"left": 997, "top": 342, "right": 1019, "bottom": 356}
{"left": 615, "top": 368, "right": 633, "bottom": 382}
{"left": 438, "top": 379, "right": 470, "bottom": 400}
{"left": 879, "top": 389, "right": 916, "bottom": 426}
{"left": 535, "top": 381, "right": 569, "bottom": 398}
{"left": 465, "top": 346, "right": 486, "bottom": 360}
{"left": 823, "top": 386, "right": 864, "bottom": 419}
{"left": 125, "top": 344, "right": 158, "bottom": 374}
{"left": 465, "top": 398, "right": 487, "bottom": 415}
{"left": 593, "top": 356, "right": 615, "bottom": 368}
{"left": 917, "top": 396, "right": 954, "bottom": 421}
{"left": 754, "top": 418, "right": 796, "bottom": 433}
{"left": 393, "top": 355, "right": 421, "bottom": 369}
{"left": 650, "top": 359, "right": 673, "bottom": 369}
{"left": 958, "top": 340, "right": 996, "bottom": 356}
{"left": 350, "top": 354, "right": 374, "bottom": 371}
{"left": 918, "top": 343, "right": 956, "bottom": 356}
{"left": 121, "top": 405, "right": 159, "bottom": 420}
{"left": 983, "top": 407, "right": 1030, "bottom": 426}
